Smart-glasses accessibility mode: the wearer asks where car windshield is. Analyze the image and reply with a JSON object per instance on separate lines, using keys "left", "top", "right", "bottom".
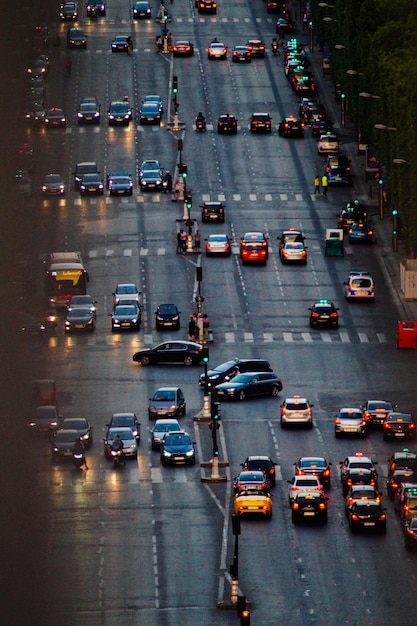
{"left": 108, "top": 429, "right": 133, "bottom": 440}
{"left": 153, "top": 390, "right": 176, "bottom": 401}
{"left": 296, "top": 479, "right": 319, "bottom": 486}
{"left": 68, "top": 310, "right": 91, "bottom": 319}
{"left": 209, "top": 236, "right": 227, "bottom": 242}
{"left": 350, "top": 461, "right": 372, "bottom": 469}
{"left": 155, "top": 423, "right": 180, "bottom": 433}
{"left": 340, "top": 412, "right": 362, "bottom": 419}
{"left": 142, "top": 171, "right": 160, "bottom": 179}
{"left": 247, "top": 460, "right": 271, "bottom": 470}
{"left": 229, "top": 374, "right": 255, "bottom": 383}
{"left": 55, "top": 431, "right": 78, "bottom": 443}
{"left": 368, "top": 401, "right": 392, "bottom": 411}
{"left": 115, "top": 306, "right": 137, "bottom": 315}
{"left": 111, "top": 416, "right": 135, "bottom": 427}
{"left": 116, "top": 286, "right": 136, "bottom": 294}
{"left": 301, "top": 459, "right": 325, "bottom": 469}
{"left": 356, "top": 504, "right": 381, "bottom": 514}
{"left": 158, "top": 305, "right": 177, "bottom": 314}
{"left": 286, "top": 402, "right": 308, "bottom": 410}
{"left": 62, "top": 419, "right": 87, "bottom": 429}
{"left": 111, "top": 103, "right": 129, "bottom": 113}
{"left": 165, "top": 434, "right": 191, "bottom": 446}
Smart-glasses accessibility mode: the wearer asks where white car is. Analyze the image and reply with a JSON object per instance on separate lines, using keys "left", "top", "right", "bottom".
{"left": 287, "top": 475, "right": 324, "bottom": 502}
{"left": 208, "top": 42, "right": 227, "bottom": 59}
{"left": 344, "top": 271, "right": 375, "bottom": 300}
{"left": 112, "top": 283, "right": 141, "bottom": 307}
{"left": 317, "top": 133, "right": 339, "bottom": 154}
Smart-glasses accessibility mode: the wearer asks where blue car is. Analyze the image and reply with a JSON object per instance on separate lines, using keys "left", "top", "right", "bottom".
{"left": 348, "top": 222, "right": 374, "bottom": 243}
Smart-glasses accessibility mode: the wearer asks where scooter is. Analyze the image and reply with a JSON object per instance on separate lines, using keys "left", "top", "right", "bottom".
{"left": 271, "top": 41, "right": 279, "bottom": 56}
{"left": 196, "top": 118, "right": 206, "bottom": 132}
{"left": 73, "top": 452, "right": 85, "bottom": 469}
{"left": 111, "top": 448, "right": 125, "bottom": 468}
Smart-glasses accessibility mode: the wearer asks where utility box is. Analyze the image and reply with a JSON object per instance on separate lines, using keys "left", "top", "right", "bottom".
{"left": 397, "top": 321, "right": 417, "bottom": 349}
{"left": 400, "top": 259, "right": 417, "bottom": 300}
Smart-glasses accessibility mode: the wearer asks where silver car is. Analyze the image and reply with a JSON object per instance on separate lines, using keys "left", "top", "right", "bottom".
{"left": 104, "top": 427, "right": 138, "bottom": 459}
{"left": 280, "top": 396, "right": 313, "bottom": 428}
{"left": 150, "top": 418, "right": 181, "bottom": 450}
{"left": 334, "top": 407, "right": 367, "bottom": 437}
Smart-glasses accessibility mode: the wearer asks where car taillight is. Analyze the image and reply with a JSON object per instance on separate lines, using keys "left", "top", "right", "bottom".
{"left": 347, "top": 479, "right": 352, "bottom": 486}
{"left": 281, "top": 407, "right": 287, "bottom": 414}
{"left": 319, "top": 503, "right": 326, "bottom": 510}
{"left": 330, "top": 312, "right": 338, "bottom": 318}
{"left": 409, "top": 423, "right": 416, "bottom": 429}
{"left": 311, "top": 312, "right": 319, "bottom": 318}
{"left": 334, "top": 419, "right": 341, "bottom": 424}
{"left": 351, "top": 514, "right": 359, "bottom": 521}
{"left": 383, "top": 422, "right": 389, "bottom": 429}
{"left": 314, "top": 486, "right": 321, "bottom": 491}
{"left": 323, "top": 469, "right": 330, "bottom": 476}
{"left": 379, "top": 514, "right": 386, "bottom": 521}
{"left": 292, "top": 503, "right": 299, "bottom": 510}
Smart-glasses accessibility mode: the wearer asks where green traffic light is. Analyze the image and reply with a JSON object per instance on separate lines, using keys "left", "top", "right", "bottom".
{"left": 203, "top": 357, "right": 209, "bottom": 363}
{"left": 392, "top": 209, "right": 398, "bottom": 215}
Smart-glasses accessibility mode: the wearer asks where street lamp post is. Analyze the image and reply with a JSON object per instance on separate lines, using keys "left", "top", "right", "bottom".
{"left": 374, "top": 124, "right": 397, "bottom": 220}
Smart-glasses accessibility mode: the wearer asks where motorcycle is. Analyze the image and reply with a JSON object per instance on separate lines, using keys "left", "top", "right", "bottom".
{"left": 271, "top": 41, "right": 279, "bottom": 56}
{"left": 111, "top": 447, "right": 125, "bottom": 468}
{"left": 73, "top": 452, "right": 85, "bottom": 469}
{"left": 196, "top": 117, "right": 206, "bottom": 132}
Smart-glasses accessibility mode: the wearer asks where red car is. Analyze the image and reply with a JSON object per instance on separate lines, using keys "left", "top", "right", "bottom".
{"left": 240, "top": 232, "right": 269, "bottom": 264}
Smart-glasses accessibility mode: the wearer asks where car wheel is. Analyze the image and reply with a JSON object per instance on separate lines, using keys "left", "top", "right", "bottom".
{"left": 238, "top": 390, "right": 246, "bottom": 401}
{"left": 140, "top": 355, "right": 150, "bottom": 365}
{"left": 184, "top": 355, "right": 193, "bottom": 366}
{"left": 271, "top": 385, "right": 280, "bottom": 398}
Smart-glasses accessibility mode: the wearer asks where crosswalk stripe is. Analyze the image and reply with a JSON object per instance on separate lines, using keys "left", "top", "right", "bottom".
{"left": 244, "top": 332, "right": 254, "bottom": 342}
{"left": 225, "top": 332, "right": 235, "bottom": 343}
{"left": 263, "top": 333, "right": 273, "bottom": 342}
{"left": 340, "top": 332, "right": 350, "bottom": 342}
{"left": 151, "top": 467, "right": 163, "bottom": 483}
{"left": 377, "top": 333, "right": 387, "bottom": 342}
{"left": 157, "top": 248, "right": 166, "bottom": 255}
{"left": 358, "top": 333, "right": 369, "bottom": 343}
{"left": 301, "top": 332, "right": 313, "bottom": 342}
{"left": 321, "top": 333, "right": 332, "bottom": 343}
{"left": 283, "top": 332, "right": 294, "bottom": 342}
{"left": 123, "top": 249, "right": 132, "bottom": 256}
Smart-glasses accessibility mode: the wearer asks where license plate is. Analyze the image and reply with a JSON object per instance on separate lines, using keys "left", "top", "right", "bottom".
{"left": 63, "top": 451, "right": 72, "bottom": 456}
{"left": 121, "top": 322, "right": 130, "bottom": 327}
{"left": 88, "top": 187, "right": 96, "bottom": 191}
{"left": 343, "top": 427, "right": 358, "bottom": 432}
{"left": 303, "top": 512, "right": 315, "bottom": 516}
{"left": 363, "top": 522, "right": 375, "bottom": 526}
{"left": 74, "top": 324, "right": 84, "bottom": 329}
{"left": 247, "top": 506, "right": 260, "bottom": 510}
{"left": 394, "top": 432, "right": 405, "bottom": 436}
{"left": 174, "top": 456, "right": 185, "bottom": 461}
{"left": 321, "top": 315, "right": 329, "bottom": 319}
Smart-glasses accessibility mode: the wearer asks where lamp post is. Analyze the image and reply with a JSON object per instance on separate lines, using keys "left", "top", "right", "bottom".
{"left": 393, "top": 158, "right": 410, "bottom": 252}
{"left": 373, "top": 124, "right": 397, "bottom": 220}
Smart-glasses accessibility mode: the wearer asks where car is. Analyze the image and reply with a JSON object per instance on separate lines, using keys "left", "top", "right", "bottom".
{"left": 44, "top": 108, "right": 66, "bottom": 127}
{"left": 345, "top": 485, "right": 381, "bottom": 514}
{"left": 234, "top": 470, "right": 270, "bottom": 493}
{"left": 143, "top": 95, "right": 164, "bottom": 114}
{"left": 340, "top": 453, "right": 378, "bottom": 483}
{"left": 16, "top": 172, "right": 32, "bottom": 196}
{"left": 215, "top": 372, "right": 283, "bottom": 401}
{"left": 107, "top": 412, "right": 141, "bottom": 442}
{"left": 287, "top": 475, "right": 324, "bottom": 502}
{"left": 327, "top": 166, "right": 351, "bottom": 185}
{"left": 27, "top": 58, "right": 49, "bottom": 77}
{"left": 67, "top": 27, "right": 87, "bottom": 48}
{"left": 133, "top": 341, "right": 204, "bottom": 366}
{"left": 172, "top": 40, "right": 194, "bottom": 56}
{"left": 79, "top": 173, "right": 104, "bottom": 195}
{"left": 77, "top": 97, "right": 100, "bottom": 124}
{"left": 60, "top": 3, "right": 78, "bottom": 20}
{"left": 343, "top": 469, "right": 377, "bottom": 496}
{"left": 42, "top": 174, "right": 65, "bottom": 195}
{"left": 74, "top": 162, "right": 98, "bottom": 188}
{"left": 201, "top": 201, "right": 225, "bottom": 223}
{"left": 348, "top": 500, "right": 386, "bottom": 533}
{"left": 240, "top": 232, "right": 269, "bottom": 264}
{"left": 240, "top": 456, "right": 277, "bottom": 487}
{"left": 326, "top": 152, "right": 350, "bottom": 172}
{"left": 205, "top": 234, "right": 231, "bottom": 257}
{"left": 279, "top": 241, "right": 307, "bottom": 264}
{"left": 311, "top": 117, "right": 333, "bottom": 138}
{"left": 155, "top": 303, "right": 181, "bottom": 330}
{"left": 334, "top": 408, "right": 368, "bottom": 437}
{"left": 383, "top": 413, "right": 416, "bottom": 440}
{"left": 108, "top": 173, "right": 133, "bottom": 196}
{"left": 139, "top": 169, "right": 163, "bottom": 191}
{"left": 234, "top": 488, "right": 273, "bottom": 518}
{"left": 404, "top": 517, "right": 417, "bottom": 549}
{"left": 139, "top": 102, "right": 161, "bottom": 125}
{"left": 344, "top": 271, "right": 375, "bottom": 300}
{"left": 317, "top": 133, "right": 339, "bottom": 154}
{"left": 280, "top": 396, "right": 313, "bottom": 428}
{"left": 208, "top": 43, "right": 227, "bottom": 59}
{"left": 60, "top": 417, "right": 93, "bottom": 447}
{"left": 362, "top": 400, "right": 395, "bottom": 427}
{"left": 338, "top": 200, "right": 368, "bottom": 230}
{"left": 26, "top": 103, "right": 46, "bottom": 123}
{"left": 140, "top": 159, "right": 161, "bottom": 173}
{"left": 278, "top": 116, "right": 305, "bottom": 137}
{"left": 29, "top": 406, "right": 60, "bottom": 432}
{"left": 309, "top": 300, "right": 339, "bottom": 329}
{"left": 348, "top": 221, "right": 374, "bottom": 243}
{"left": 267, "top": 0, "right": 287, "bottom": 12}
{"left": 107, "top": 101, "right": 132, "bottom": 125}
{"left": 199, "top": 358, "right": 273, "bottom": 388}
{"left": 51, "top": 429, "right": 80, "bottom": 462}
{"left": 294, "top": 457, "right": 331, "bottom": 488}
{"left": 388, "top": 450, "right": 417, "bottom": 477}
{"left": 198, "top": 0, "right": 217, "bottom": 13}
{"left": 387, "top": 469, "right": 416, "bottom": 499}
{"left": 160, "top": 430, "right": 195, "bottom": 465}
{"left": 277, "top": 229, "right": 305, "bottom": 249}
{"left": 111, "top": 36, "right": 131, "bottom": 52}
{"left": 86, "top": 0, "right": 106, "bottom": 16}
{"left": 246, "top": 39, "right": 265, "bottom": 57}
{"left": 104, "top": 426, "right": 138, "bottom": 459}
{"left": 65, "top": 308, "right": 96, "bottom": 332}
{"left": 232, "top": 46, "right": 252, "bottom": 63}
{"left": 291, "top": 493, "right": 328, "bottom": 524}
{"left": 250, "top": 112, "right": 272, "bottom": 133}
{"left": 148, "top": 387, "right": 186, "bottom": 419}
{"left": 111, "top": 304, "right": 141, "bottom": 331}
{"left": 217, "top": 114, "right": 238, "bottom": 135}
{"left": 113, "top": 283, "right": 141, "bottom": 307}
{"left": 150, "top": 418, "right": 182, "bottom": 450}
{"left": 276, "top": 16, "right": 295, "bottom": 34}
{"left": 401, "top": 493, "right": 417, "bottom": 525}
{"left": 132, "top": 0, "right": 151, "bottom": 18}
{"left": 68, "top": 295, "right": 97, "bottom": 317}
{"left": 395, "top": 483, "right": 417, "bottom": 515}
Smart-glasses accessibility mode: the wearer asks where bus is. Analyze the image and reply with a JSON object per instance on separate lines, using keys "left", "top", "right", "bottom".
{"left": 45, "top": 252, "right": 89, "bottom": 308}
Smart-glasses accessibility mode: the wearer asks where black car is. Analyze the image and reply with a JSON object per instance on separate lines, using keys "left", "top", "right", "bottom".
{"left": 108, "top": 174, "right": 133, "bottom": 196}
{"left": 133, "top": 1, "right": 152, "bottom": 18}
{"left": 215, "top": 372, "right": 283, "bottom": 401}
{"left": 67, "top": 27, "right": 87, "bottom": 48}
{"left": 107, "top": 101, "right": 132, "bottom": 125}
{"left": 338, "top": 201, "right": 368, "bottom": 230}
{"left": 278, "top": 116, "right": 305, "bottom": 138}
{"left": 60, "top": 417, "right": 93, "bottom": 447}
{"left": 68, "top": 295, "right": 97, "bottom": 317}
{"left": 311, "top": 118, "right": 333, "bottom": 138}
{"left": 139, "top": 102, "right": 162, "bottom": 125}
{"left": 343, "top": 469, "right": 377, "bottom": 496}
{"left": 111, "top": 36, "right": 131, "bottom": 52}
{"left": 65, "top": 308, "right": 96, "bottom": 332}
{"left": 217, "top": 114, "right": 238, "bottom": 135}
{"left": 241, "top": 456, "right": 277, "bottom": 486}
{"left": 77, "top": 98, "right": 101, "bottom": 124}
{"left": 362, "top": 400, "right": 396, "bottom": 426}
{"left": 250, "top": 112, "right": 272, "bottom": 133}
{"left": 294, "top": 456, "right": 332, "bottom": 488}
{"left": 383, "top": 413, "right": 416, "bottom": 440}
{"left": 160, "top": 431, "right": 196, "bottom": 465}
{"left": 107, "top": 412, "right": 141, "bottom": 442}
{"left": 199, "top": 358, "right": 273, "bottom": 388}
{"left": 79, "top": 173, "right": 104, "bottom": 195}
{"left": 291, "top": 493, "right": 328, "bottom": 524}
{"left": 51, "top": 429, "right": 79, "bottom": 462}
{"left": 44, "top": 108, "right": 66, "bottom": 127}
{"left": 309, "top": 300, "right": 339, "bottom": 329}
{"left": 201, "top": 201, "right": 225, "bottom": 223}
{"left": 74, "top": 161, "right": 99, "bottom": 188}
{"left": 86, "top": 0, "right": 106, "bottom": 16}
{"left": 155, "top": 303, "right": 181, "bottom": 330}
{"left": 133, "top": 341, "right": 204, "bottom": 366}
{"left": 111, "top": 304, "right": 141, "bottom": 331}
{"left": 388, "top": 451, "right": 417, "bottom": 477}
{"left": 347, "top": 500, "right": 387, "bottom": 533}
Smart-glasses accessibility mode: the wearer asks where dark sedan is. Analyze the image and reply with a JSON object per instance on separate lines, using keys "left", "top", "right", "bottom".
{"left": 111, "top": 36, "right": 130, "bottom": 52}
{"left": 79, "top": 173, "right": 104, "bottom": 195}
{"left": 60, "top": 417, "right": 93, "bottom": 447}
{"left": 172, "top": 41, "right": 194, "bottom": 56}
{"left": 107, "top": 412, "right": 141, "bottom": 442}
{"left": 77, "top": 98, "right": 101, "bottom": 124}
{"left": 133, "top": 341, "right": 204, "bottom": 366}
{"left": 51, "top": 429, "right": 79, "bottom": 462}
{"left": 199, "top": 358, "right": 273, "bottom": 388}
{"left": 362, "top": 400, "right": 396, "bottom": 426}
{"left": 160, "top": 431, "right": 196, "bottom": 465}
{"left": 217, "top": 114, "right": 238, "bottom": 135}
{"left": 133, "top": 1, "right": 151, "bottom": 18}
{"left": 107, "top": 101, "right": 132, "bottom": 125}
{"left": 65, "top": 308, "right": 96, "bottom": 332}
{"left": 215, "top": 372, "right": 283, "bottom": 401}
{"left": 155, "top": 303, "right": 181, "bottom": 330}
{"left": 232, "top": 46, "right": 252, "bottom": 63}
{"left": 347, "top": 500, "right": 386, "bottom": 533}
{"left": 111, "top": 304, "right": 141, "bottom": 331}
{"left": 108, "top": 174, "right": 133, "bottom": 196}
{"left": 309, "top": 300, "right": 339, "bottom": 329}
{"left": 348, "top": 222, "right": 374, "bottom": 243}
{"left": 139, "top": 170, "right": 163, "bottom": 191}
{"left": 383, "top": 413, "right": 416, "bottom": 440}
{"left": 44, "top": 108, "right": 66, "bottom": 127}
{"left": 241, "top": 456, "right": 277, "bottom": 486}
{"left": 139, "top": 102, "right": 161, "bottom": 125}
{"left": 294, "top": 456, "right": 332, "bottom": 488}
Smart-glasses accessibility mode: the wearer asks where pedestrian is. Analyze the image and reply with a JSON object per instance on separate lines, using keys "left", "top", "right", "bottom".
{"left": 126, "top": 36, "right": 133, "bottom": 54}
{"left": 321, "top": 173, "right": 328, "bottom": 197}
{"left": 174, "top": 179, "right": 180, "bottom": 200}
{"left": 177, "top": 229, "right": 183, "bottom": 254}
{"left": 180, "top": 229, "right": 187, "bottom": 253}
{"left": 188, "top": 315, "right": 197, "bottom": 341}
{"left": 194, "top": 229, "right": 201, "bottom": 252}
{"left": 314, "top": 175, "right": 320, "bottom": 194}
{"left": 167, "top": 32, "right": 173, "bottom": 50}
{"left": 163, "top": 171, "right": 172, "bottom": 193}
{"left": 202, "top": 313, "right": 210, "bottom": 340}
{"left": 155, "top": 35, "right": 162, "bottom": 52}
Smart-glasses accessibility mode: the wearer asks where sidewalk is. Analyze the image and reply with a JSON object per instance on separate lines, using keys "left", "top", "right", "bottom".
{"left": 299, "top": 28, "right": 417, "bottom": 323}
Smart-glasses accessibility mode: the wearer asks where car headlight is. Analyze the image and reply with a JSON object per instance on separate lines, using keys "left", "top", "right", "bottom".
{"left": 59, "top": 186, "right": 64, "bottom": 192}
{"left": 42, "top": 186, "right": 47, "bottom": 191}
{"left": 109, "top": 115, "right": 114, "bottom": 119}
{"left": 162, "top": 450, "right": 171, "bottom": 457}
{"left": 94, "top": 112, "right": 99, "bottom": 117}
{"left": 81, "top": 433, "right": 89, "bottom": 440}
{"left": 185, "top": 450, "right": 194, "bottom": 457}
{"left": 131, "top": 318, "right": 138, "bottom": 324}
{"left": 53, "top": 446, "right": 59, "bottom": 452}
{"left": 156, "top": 315, "right": 163, "bottom": 321}
{"left": 171, "top": 316, "right": 179, "bottom": 321}
{"left": 227, "top": 388, "right": 236, "bottom": 395}
{"left": 113, "top": 318, "right": 120, "bottom": 324}
{"left": 99, "top": 184, "right": 103, "bottom": 189}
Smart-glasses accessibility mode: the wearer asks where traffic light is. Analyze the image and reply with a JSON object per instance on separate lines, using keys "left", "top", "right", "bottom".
{"left": 181, "top": 164, "right": 188, "bottom": 178}
{"left": 172, "top": 75, "right": 178, "bottom": 94}
{"left": 241, "top": 609, "right": 250, "bottom": 625}
{"left": 186, "top": 195, "right": 192, "bottom": 209}
{"left": 378, "top": 176, "right": 384, "bottom": 186}
{"left": 202, "top": 345, "right": 209, "bottom": 362}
